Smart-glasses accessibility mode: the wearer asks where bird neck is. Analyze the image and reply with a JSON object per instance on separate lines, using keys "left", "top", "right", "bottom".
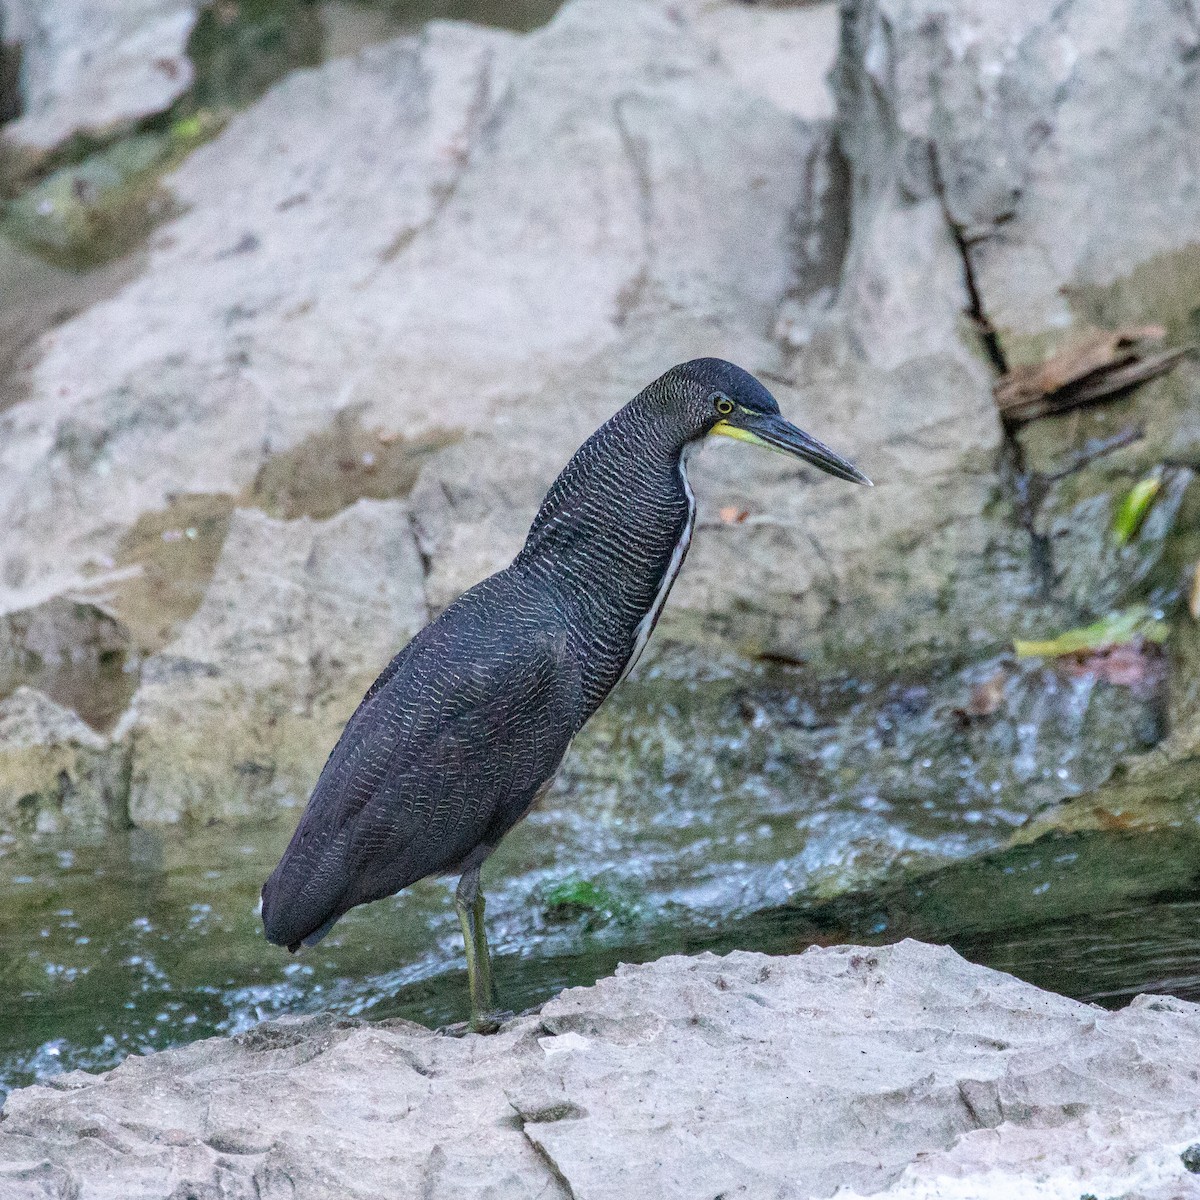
{"left": 514, "top": 405, "right": 696, "bottom": 672}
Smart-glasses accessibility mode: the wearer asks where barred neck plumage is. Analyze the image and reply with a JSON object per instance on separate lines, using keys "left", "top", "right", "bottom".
{"left": 514, "top": 399, "right": 696, "bottom": 711}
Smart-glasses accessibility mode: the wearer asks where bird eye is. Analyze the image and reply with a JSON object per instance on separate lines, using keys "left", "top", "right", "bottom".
{"left": 713, "top": 394, "right": 734, "bottom": 415}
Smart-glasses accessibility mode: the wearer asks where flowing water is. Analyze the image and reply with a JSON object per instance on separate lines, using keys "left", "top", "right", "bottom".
{"left": 2, "top": 657, "right": 1197, "bottom": 1099}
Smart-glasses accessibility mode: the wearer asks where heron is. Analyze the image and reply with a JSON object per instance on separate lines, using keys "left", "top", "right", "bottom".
{"left": 261, "top": 358, "right": 869, "bottom": 1030}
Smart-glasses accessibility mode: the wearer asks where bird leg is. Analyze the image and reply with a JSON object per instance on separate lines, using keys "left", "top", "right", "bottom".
{"left": 455, "top": 865, "right": 499, "bottom": 1032}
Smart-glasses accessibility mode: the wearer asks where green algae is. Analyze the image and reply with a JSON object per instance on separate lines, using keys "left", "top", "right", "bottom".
{"left": 540, "top": 878, "right": 640, "bottom": 929}
{"left": 2, "top": 135, "right": 176, "bottom": 265}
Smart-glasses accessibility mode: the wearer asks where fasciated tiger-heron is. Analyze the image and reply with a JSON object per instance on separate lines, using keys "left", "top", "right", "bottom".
{"left": 261, "top": 358, "right": 870, "bottom": 1030}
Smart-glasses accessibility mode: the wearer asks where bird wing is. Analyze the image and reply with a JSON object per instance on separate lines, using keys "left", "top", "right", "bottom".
{"left": 261, "top": 585, "right": 578, "bottom": 947}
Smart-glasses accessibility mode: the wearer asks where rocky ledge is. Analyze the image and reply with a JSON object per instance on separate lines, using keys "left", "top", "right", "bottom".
{"left": 1, "top": 941, "right": 1198, "bottom": 1199}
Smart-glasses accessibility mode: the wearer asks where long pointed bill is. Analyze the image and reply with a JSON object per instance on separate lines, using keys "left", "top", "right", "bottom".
{"left": 713, "top": 412, "right": 872, "bottom": 485}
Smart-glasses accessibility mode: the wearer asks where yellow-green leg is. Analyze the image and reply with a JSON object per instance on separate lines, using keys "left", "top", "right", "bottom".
{"left": 455, "top": 865, "right": 501, "bottom": 1032}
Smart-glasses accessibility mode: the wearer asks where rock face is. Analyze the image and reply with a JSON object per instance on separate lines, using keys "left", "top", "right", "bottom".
{"left": 832, "top": 0, "right": 1200, "bottom": 581}
{"left": 0, "top": 3, "right": 826, "bottom": 619}
{"left": 0, "top": 0, "right": 197, "bottom": 157}
{"left": 2, "top": 941, "right": 1198, "bottom": 1199}
{"left": 846, "top": 0, "right": 1200, "bottom": 346}
{"left": 0, "top": 686, "right": 124, "bottom": 833}
{"left": 124, "top": 500, "right": 427, "bottom": 825}
{"left": 0, "top": 0, "right": 1197, "bottom": 829}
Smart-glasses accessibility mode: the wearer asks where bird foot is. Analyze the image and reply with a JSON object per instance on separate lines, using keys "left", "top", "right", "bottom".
{"left": 440, "top": 1008, "right": 515, "bottom": 1038}
{"left": 473, "top": 1008, "right": 514, "bottom": 1034}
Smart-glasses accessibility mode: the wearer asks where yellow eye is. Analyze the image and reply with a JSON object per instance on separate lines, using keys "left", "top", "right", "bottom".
{"left": 714, "top": 395, "right": 733, "bottom": 415}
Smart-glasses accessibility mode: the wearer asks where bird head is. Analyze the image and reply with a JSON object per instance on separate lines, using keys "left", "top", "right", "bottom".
{"left": 659, "top": 358, "right": 871, "bottom": 485}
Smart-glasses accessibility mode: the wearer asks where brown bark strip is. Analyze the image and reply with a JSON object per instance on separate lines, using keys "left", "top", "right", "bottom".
{"left": 995, "top": 326, "right": 1196, "bottom": 426}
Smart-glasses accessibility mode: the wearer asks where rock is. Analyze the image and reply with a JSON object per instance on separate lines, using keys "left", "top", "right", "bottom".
{"left": 2, "top": 942, "right": 1198, "bottom": 1198}
{"left": 0, "top": 2, "right": 827, "bottom": 620}
{"left": 0, "top": 596, "right": 128, "bottom": 686}
{"left": 0, "top": 596, "right": 135, "bottom": 735}
{"left": 690, "top": 0, "right": 840, "bottom": 120}
{"left": 123, "top": 500, "right": 426, "bottom": 825}
{"left": 1, "top": 0, "right": 1199, "bottom": 824}
{"left": 0, "top": 232, "right": 140, "bottom": 408}
{"left": 0, "top": 686, "right": 125, "bottom": 833}
{"left": 0, "top": 0, "right": 197, "bottom": 161}
{"left": 835, "top": 0, "right": 1200, "bottom": 342}
{"left": 846, "top": 0, "right": 1200, "bottom": 836}
{"left": 0, "top": 18, "right": 515, "bottom": 616}
{"left": 832, "top": 0, "right": 1200, "bottom": 560}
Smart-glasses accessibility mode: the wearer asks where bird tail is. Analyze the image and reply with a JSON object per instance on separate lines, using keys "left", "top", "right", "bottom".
{"left": 261, "top": 850, "right": 346, "bottom": 952}
{"left": 298, "top": 914, "right": 340, "bottom": 949}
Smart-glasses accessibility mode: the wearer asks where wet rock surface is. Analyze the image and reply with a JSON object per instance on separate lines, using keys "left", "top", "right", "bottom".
{"left": 2, "top": 941, "right": 1198, "bottom": 1200}
{"left": 0, "top": 687, "right": 125, "bottom": 834}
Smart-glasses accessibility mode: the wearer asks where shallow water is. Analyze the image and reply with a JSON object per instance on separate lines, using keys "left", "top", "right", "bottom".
{"left": 1, "top": 655, "right": 1196, "bottom": 1099}
{"left": 2, "top": 820, "right": 1198, "bottom": 1100}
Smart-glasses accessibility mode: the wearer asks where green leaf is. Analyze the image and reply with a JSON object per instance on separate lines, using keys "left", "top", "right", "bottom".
{"left": 1112, "top": 473, "right": 1162, "bottom": 545}
{"left": 1014, "top": 605, "right": 1167, "bottom": 659}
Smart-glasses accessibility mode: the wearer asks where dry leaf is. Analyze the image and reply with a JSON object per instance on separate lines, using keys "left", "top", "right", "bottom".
{"left": 719, "top": 506, "right": 749, "bottom": 525}
{"left": 951, "top": 668, "right": 1007, "bottom": 725}
{"left": 1189, "top": 562, "right": 1200, "bottom": 622}
{"left": 994, "top": 326, "right": 1195, "bottom": 426}
{"left": 1096, "top": 809, "right": 1140, "bottom": 832}
{"left": 1058, "top": 639, "right": 1166, "bottom": 699}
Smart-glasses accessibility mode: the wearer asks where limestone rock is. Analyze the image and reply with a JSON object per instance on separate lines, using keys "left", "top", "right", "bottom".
{"left": 0, "top": 1, "right": 831, "bottom": 630}
{"left": 124, "top": 500, "right": 426, "bottom": 825}
{"left": 0, "top": 19, "right": 513, "bottom": 614}
{"left": 2, "top": 942, "right": 1198, "bottom": 1198}
{"left": 836, "top": 0, "right": 1200, "bottom": 334}
{"left": 834, "top": 0, "right": 1200, "bottom": 450}
{"left": 0, "top": 686, "right": 124, "bottom": 832}
{"left": 0, "top": 0, "right": 197, "bottom": 157}
{"left": 0, "top": 596, "right": 128, "bottom": 691}
{"left": 1, "top": 0, "right": 1198, "bottom": 815}
{"left": 781, "top": 0, "right": 1200, "bottom": 666}
{"left": 691, "top": 1, "right": 840, "bottom": 120}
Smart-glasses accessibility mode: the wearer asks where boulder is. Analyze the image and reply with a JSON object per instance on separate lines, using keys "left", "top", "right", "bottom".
{"left": 688, "top": 0, "right": 840, "bottom": 120}
{"left": 855, "top": 0, "right": 1200, "bottom": 351}
{"left": 0, "top": 686, "right": 124, "bottom": 833}
{"left": 0, "top": 0, "right": 197, "bottom": 160}
{"left": 1, "top": 942, "right": 1198, "bottom": 1199}
{"left": 0, "top": 1, "right": 830, "bottom": 622}
{"left": 0, "top": 0, "right": 1198, "bottom": 825}
{"left": 824, "top": 0, "right": 1200, "bottom": 811}
{"left": 123, "top": 500, "right": 426, "bottom": 825}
